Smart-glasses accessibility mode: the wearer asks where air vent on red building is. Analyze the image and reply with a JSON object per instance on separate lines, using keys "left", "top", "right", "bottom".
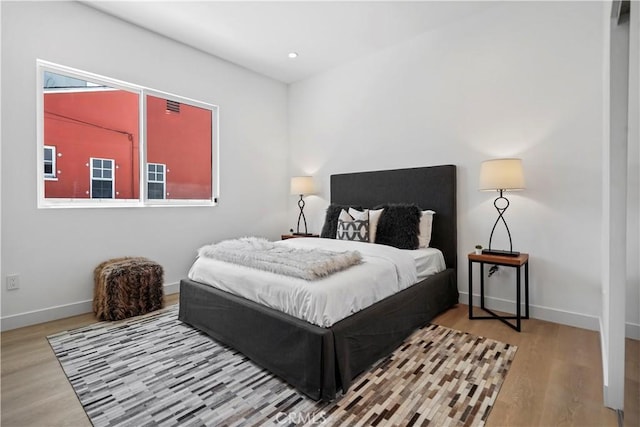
{"left": 166, "top": 100, "right": 180, "bottom": 113}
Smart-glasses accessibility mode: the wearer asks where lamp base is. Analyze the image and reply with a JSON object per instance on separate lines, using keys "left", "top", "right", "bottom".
{"left": 482, "top": 249, "right": 520, "bottom": 257}
{"left": 292, "top": 232, "right": 314, "bottom": 236}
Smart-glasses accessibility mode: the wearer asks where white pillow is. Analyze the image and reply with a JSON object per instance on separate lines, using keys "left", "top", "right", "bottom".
{"left": 336, "top": 209, "right": 353, "bottom": 239}
{"left": 338, "top": 209, "right": 354, "bottom": 222}
{"left": 368, "top": 208, "right": 384, "bottom": 243}
{"left": 348, "top": 207, "right": 369, "bottom": 221}
{"left": 418, "top": 210, "right": 435, "bottom": 248}
{"left": 337, "top": 209, "right": 369, "bottom": 242}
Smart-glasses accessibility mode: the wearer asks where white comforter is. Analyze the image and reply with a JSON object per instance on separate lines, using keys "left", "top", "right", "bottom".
{"left": 188, "top": 238, "right": 443, "bottom": 327}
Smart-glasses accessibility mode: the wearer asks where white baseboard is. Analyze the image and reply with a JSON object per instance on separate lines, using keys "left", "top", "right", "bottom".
{"left": 626, "top": 321, "right": 640, "bottom": 340}
{"left": 3, "top": 285, "right": 637, "bottom": 339}
{"left": 459, "top": 291, "right": 601, "bottom": 332}
{"left": 461, "top": 291, "right": 639, "bottom": 339}
{"left": 163, "top": 281, "right": 180, "bottom": 295}
{"left": 0, "top": 282, "right": 180, "bottom": 332}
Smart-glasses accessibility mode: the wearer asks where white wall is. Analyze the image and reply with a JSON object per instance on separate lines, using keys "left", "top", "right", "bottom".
{"left": 0, "top": 1, "right": 289, "bottom": 329}
{"left": 626, "top": 2, "right": 640, "bottom": 340}
{"left": 289, "top": 2, "right": 608, "bottom": 330}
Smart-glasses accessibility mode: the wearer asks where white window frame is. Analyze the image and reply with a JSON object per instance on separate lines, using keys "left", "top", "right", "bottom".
{"left": 37, "top": 59, "right": 219, "bottom": 209}
{"left": 44, "top": 145, "right": 57, "bottom": 180}
{"left": 90, "top": 157, "right": 115, "bottom": 199}
{"left": 147, "top": 162, "right": 166, "bottom": 200}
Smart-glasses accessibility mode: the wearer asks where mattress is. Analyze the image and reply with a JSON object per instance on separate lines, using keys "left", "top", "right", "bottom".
{"left": 188, "top": 237, "right": 446, "bottom": 327}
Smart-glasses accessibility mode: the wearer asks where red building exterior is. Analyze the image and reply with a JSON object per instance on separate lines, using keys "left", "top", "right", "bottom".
{"left": 146, "top": 94, "right": 212, "bottom": 200}
{"left": 44, "top": 89, "right": 212, "bottom": 200}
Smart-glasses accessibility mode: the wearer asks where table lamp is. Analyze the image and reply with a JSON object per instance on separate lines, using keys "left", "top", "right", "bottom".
{"left": 290, "top": 176, "right": 315, "bottom": 235}
{"left": 479, "top": 158, "right": 525, "bottom": 256}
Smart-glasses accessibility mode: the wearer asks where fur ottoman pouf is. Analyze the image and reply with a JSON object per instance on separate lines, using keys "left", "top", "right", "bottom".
{"left": 93, "top": 257, "right": 164, "bottom": 321}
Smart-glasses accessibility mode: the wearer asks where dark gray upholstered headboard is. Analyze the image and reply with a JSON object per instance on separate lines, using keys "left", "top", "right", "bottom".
{"left": 330, "top": 165, "right": 457, "bottom": 269}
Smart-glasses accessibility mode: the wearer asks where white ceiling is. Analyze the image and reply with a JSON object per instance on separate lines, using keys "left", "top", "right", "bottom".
{"left": 84, "top": 1, "right": 495, "bottom": 84}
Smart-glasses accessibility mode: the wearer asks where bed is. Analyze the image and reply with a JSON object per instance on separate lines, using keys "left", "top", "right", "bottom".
{"left": 178, "top": 165, "right": 458, "bottom": 401}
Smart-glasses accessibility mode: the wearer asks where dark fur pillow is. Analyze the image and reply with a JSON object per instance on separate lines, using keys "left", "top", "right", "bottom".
{"left": 373, "top": 204, "right": 421, "bottom": 249}
{"left": 320, "top": 204, "right": 362, "bottom": 238}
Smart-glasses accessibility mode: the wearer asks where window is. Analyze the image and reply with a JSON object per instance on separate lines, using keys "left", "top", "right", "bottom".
{"left": 44, "top": 146, "right": 56, "bottom": 179}
{"left": 90, "top": 158, "right": 115, "bottom": 199}
{"left": 146, "top": 93, "right": 213, "bottom": 201}
{"left": 147, "top": 163, "right": 165, "bottom": 199}
{"left": 37, "top": 60, "right": 218, "bottom": 208}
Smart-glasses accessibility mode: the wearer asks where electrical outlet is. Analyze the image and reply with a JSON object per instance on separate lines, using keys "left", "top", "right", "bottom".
{"left": 6, "top": 274, "right": 20, "bottom": 290}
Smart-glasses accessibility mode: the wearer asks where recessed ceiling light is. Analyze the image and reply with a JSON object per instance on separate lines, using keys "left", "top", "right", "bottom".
{"left": 288, "top": 52, "right": 298, "bottom": 59}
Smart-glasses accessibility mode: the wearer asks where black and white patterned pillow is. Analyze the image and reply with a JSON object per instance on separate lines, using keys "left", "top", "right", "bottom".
{"left": 337, "top": 218, "right": 369, "bottom": 242}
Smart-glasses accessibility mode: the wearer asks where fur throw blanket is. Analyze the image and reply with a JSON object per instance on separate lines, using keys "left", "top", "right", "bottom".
{"left": 198, "top": 237, "right": 362, "bottom": 280}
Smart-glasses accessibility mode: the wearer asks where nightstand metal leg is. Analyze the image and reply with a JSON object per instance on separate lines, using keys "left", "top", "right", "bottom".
{"left": 516, "top": 265, "right": 521, "bottom": 332}
{"left": 525, "top": 261, "right": 530, "bottom": 319}
{"left": 468, "top": 259, "right": 473, "bottom": 319}
{"left": 480, "top": 262, "right": 485, "bottom": 310}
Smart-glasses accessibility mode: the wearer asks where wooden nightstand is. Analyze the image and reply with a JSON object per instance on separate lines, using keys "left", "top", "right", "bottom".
{"left": 281, "top": 234, "right": 320, "bottom": 240}
{"left": 468, "top": 252, "right": 529, "bottom": 332}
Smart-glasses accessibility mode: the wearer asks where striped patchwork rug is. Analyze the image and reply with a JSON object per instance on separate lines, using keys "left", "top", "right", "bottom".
{"left": 48, "top": 305, "right": 517, "bottom": 427}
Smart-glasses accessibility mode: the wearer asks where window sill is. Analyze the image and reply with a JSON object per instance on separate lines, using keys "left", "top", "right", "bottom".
{"left": 37, "top": 198, "right": 218, "bottom": 209}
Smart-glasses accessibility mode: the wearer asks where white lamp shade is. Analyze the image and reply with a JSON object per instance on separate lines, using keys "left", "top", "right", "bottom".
{"left": 479, "top": 158, "right": 525, "bottom": 191}
{"left": 290, "top": 176, "right": 315, "bottom": 195}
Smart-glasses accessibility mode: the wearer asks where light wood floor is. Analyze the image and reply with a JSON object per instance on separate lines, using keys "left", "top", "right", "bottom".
{"left": 434, "top": 305, "right": 638, "bottom": 427}
{"left": 1, "top": 297, "right": 638, "bottom": 427}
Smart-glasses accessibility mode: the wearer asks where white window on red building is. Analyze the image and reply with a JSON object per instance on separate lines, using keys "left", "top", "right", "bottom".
{"left": 44, "top": 146, "right": 56, "bottom": 179}
{"left": 147, "top": 163, "right": 166, "bottom": 199}
{"left": 90, "top": 158, "right": 114, "bottom": 199}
